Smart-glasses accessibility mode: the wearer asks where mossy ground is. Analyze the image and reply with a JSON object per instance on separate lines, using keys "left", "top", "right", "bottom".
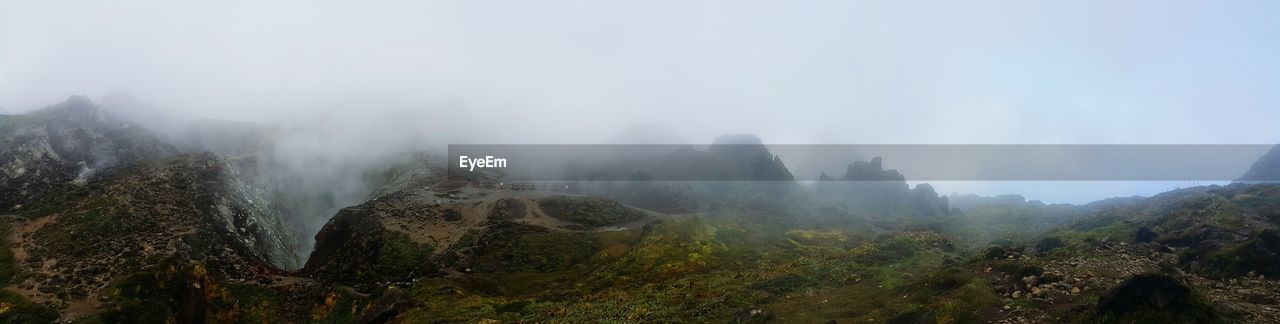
{"left": 537, "top": 196, "right": 649, "bottom": 226}
{"left": 392, "top": 216, "right": 999, "bottom": 323}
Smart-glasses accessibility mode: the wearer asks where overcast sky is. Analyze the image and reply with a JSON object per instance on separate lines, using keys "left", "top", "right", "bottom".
{"left": 3, "top": 0, "right": 1278, "bottom": 202}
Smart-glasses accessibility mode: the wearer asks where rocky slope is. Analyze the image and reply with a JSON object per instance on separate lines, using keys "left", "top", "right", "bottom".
{"left": 1, "top": 96, "right": 173, "bottom": 211}
{"left": 8, "top": 154, "right": 298, "bottom": 308}
{"left": 1238, "top": 144, "right": 1280, "bottom": 182}
{"left": 968, "top": 183, "right": 1280, "bottom": 322}
{"left": 8, "top": 96, "right": 1280, "bottom": 323}
{"left": 0, "top": 98, "right": 303, "bottom": 320}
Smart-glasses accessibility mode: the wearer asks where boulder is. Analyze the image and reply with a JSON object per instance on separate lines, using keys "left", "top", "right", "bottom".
{"left": 1095, "top": 273, "right": 1218, "bottom": 322}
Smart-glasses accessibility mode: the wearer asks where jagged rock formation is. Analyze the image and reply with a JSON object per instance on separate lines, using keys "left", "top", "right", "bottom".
{"left": 841, "top": 156, "right": 905, "bottom": 182}
{"left": 815, "top": 156, "right": 949, "bottom": 223}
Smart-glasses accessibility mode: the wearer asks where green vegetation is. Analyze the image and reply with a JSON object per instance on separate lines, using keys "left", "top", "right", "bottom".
{"left": 947, "top": 203, "right": 1084, "bottom": 247}
{"left": 78, "top": 260, "right": 372, "bottom": 324}
{"left": 364, "top": 231, "right": 435, "bottom": 284}
{"left": 385, "top": 215, "right": 998, "bottom": 323}
{"left": 490, "top": 232, "right": 600, "bottom": 272}
{"left": 0, "top": 223, "right": 58, "bottom": 323}
{"left": 537, "top": 196, "right": 648, "bottom": 226}
{"left": 0, "top": 223, "right": 17, "bottom": 286}
{"left": 0, "top": 292, "right": 57, "bottom": 324}
{"left": 81, "top": 262, "right": 207, "bottom": 323}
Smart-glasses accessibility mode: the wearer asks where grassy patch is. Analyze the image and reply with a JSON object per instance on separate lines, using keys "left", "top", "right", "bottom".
{"left": 537, "top": 196, "right": 648, "bottom": 226}
{"left": 364, "top": 231, "right": 435, "bottom": 284}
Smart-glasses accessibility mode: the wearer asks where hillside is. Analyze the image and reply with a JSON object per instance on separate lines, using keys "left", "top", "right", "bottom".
{"left": 1239, "top": 144, "right": 1280, "bottom": 183}
{"left": 3, "top": 98, "right": 1280, "bottom": 322}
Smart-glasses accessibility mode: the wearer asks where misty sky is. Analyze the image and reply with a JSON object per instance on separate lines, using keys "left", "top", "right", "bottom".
{"left": 3, "top": 0, "right": 1279, "bottom": 203}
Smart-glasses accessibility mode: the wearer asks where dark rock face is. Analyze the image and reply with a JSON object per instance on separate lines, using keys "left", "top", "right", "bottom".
{"left": 1095, "top": 273, "right": 1217, "bottom": 322}
{"left": 1238, "top": 144, "right": 1280, "bottom": 182}
{"left": 909, "top": 183, "right": 949, "bottom": 216}
{"left": 1135, "top": 227, "right": 1159, "bottom": 243}
{"left": 302, "top": 194, "right": 437, "bottom": 289}
{"left": 302, "top": 205, "right": 388, "bottom": 283}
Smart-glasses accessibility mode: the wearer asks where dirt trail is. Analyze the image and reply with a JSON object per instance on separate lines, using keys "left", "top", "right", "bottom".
{"left": 8, "top": 214, "right": 58, "bottom": 262}
{"left": 3, "top": 214, "right": 97, "bottom": 316}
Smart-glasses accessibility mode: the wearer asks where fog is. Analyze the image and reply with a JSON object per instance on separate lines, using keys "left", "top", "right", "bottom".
{"left": 4, "top": 0, "right": 1280, "bottom": 204}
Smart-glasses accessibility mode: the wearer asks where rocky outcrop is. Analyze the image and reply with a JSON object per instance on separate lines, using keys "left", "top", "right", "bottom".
{"left": 1095, "top": 273, "right": 1218, "bottom": 322}
{"left": 302, "top": 204, "right": 393, "bottom": 285}
{"left": 816, "top": 156, "right": 949, "bottom": 221}
{"left": 841, "top": 157, "right": 905, "bottom": 182}
{"left": 0, "top": 96, "right": 174, "bottom": 211}
{"left": 818, "top": 172, "right": 836, "bottom": 181}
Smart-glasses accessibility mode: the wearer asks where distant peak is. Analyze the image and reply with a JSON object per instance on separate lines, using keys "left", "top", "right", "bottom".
{"left": 1237, "top": 143, "right": 1280, "bottom": 182}
{"left": 37, "top": 95, "right": 100, "bottom": 117}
